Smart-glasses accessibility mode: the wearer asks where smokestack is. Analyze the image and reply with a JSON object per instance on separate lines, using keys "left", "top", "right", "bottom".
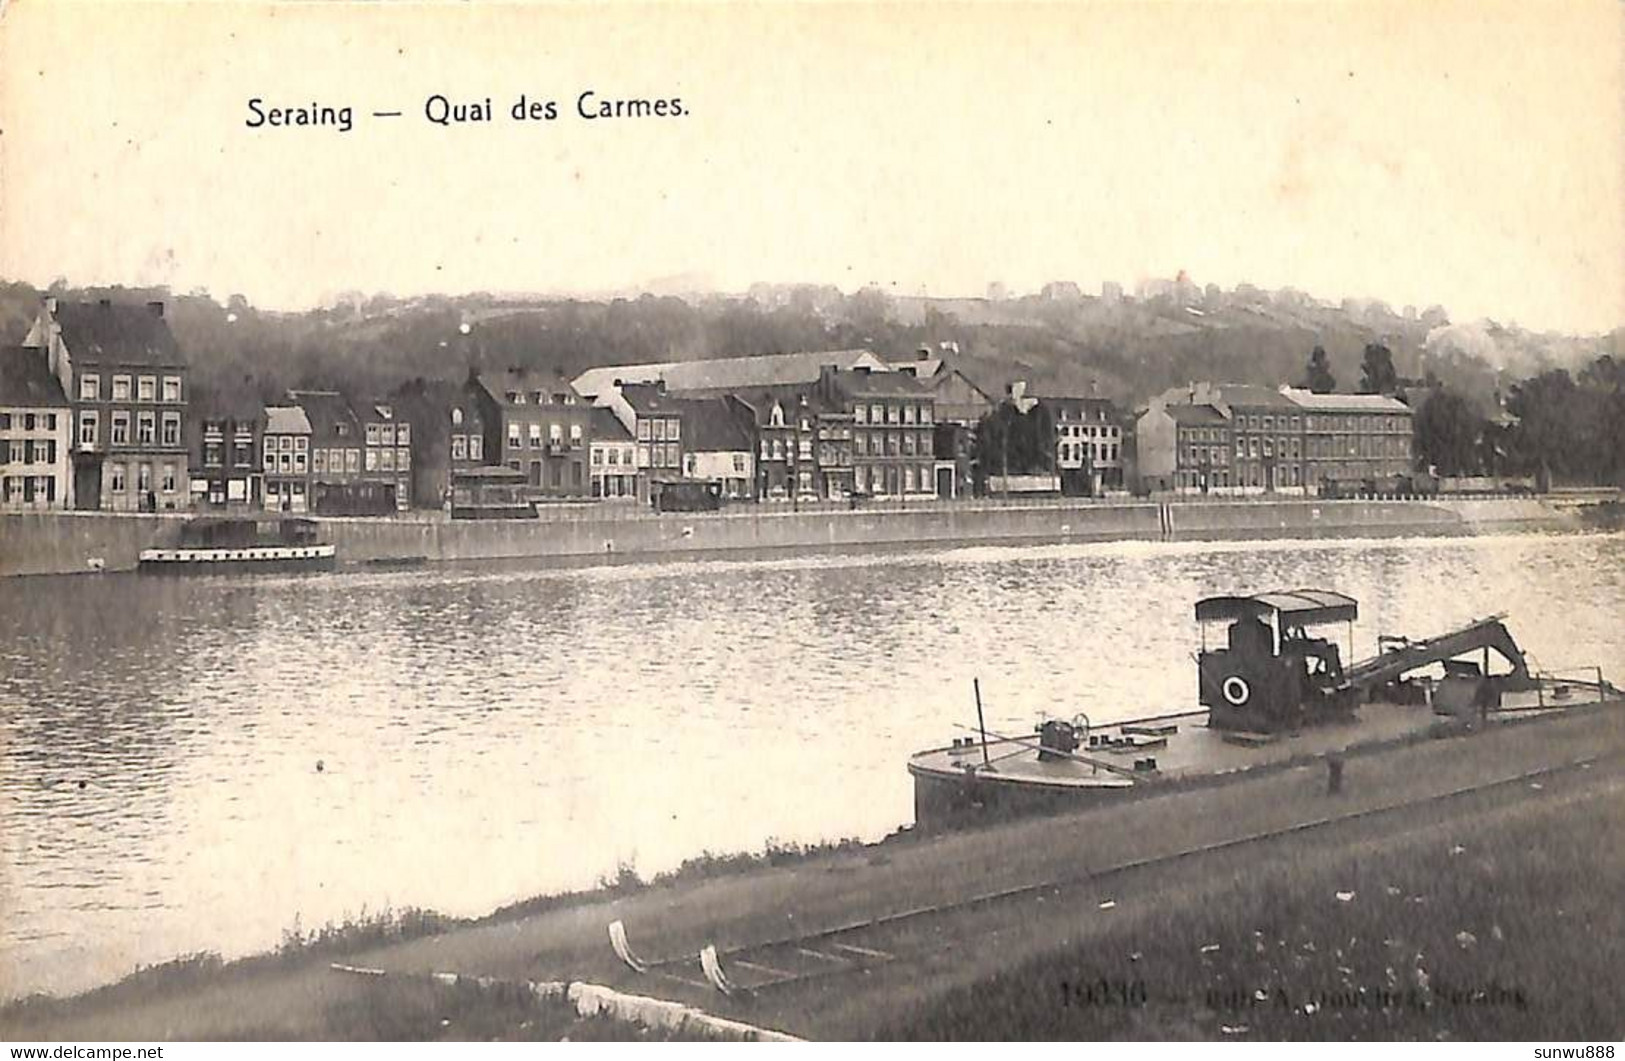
{"left": 147, "top": 301, "right": 165, "bottom": 318}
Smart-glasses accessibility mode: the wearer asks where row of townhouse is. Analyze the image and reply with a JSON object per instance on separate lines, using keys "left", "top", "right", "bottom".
{"left": 2, "top": 297, "right": 1139, "bottom": 514}
{"left": 0, "top": 295, "right": 419, "bottom": 514}
{"left": 3, "top": 298, "right": 192, "bottom": 513}
{"left": 1135, "top": 382, "right": 1414, "bottom": 494}
{"left": 1003, "top": 381, "right": 1128, "bottom": 495}
{"left": 566, "top": 346, "right": 1132, "bottom": 503}
{"left": 255, "top": 391, "right": 413, "bottom": 515}
{"left": 576, "top": 355, "right": 956, "bottom": 503}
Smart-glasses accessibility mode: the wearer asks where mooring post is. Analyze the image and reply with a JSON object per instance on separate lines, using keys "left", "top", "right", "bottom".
{"left": 973, "top": 678, "right": 992, "bottom": 770}
{"left": 1326, "top": 752, "right": 1345, "bottom": 796}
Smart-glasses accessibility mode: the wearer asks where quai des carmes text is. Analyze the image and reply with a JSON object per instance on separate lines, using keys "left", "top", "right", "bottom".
{"left": 244, "top": 91, "right": 686, "bottom": 133}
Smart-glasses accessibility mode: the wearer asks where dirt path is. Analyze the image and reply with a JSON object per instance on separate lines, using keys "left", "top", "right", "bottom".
{"left": 5, "top": 704, "right": 1622, "bottom": 1040}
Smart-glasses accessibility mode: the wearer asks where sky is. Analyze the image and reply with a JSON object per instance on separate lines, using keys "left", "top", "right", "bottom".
{"left": 1, "top": 0, "right": 1621, "bottom": 333}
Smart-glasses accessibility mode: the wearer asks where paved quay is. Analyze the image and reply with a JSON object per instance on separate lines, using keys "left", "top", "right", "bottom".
{"left": 5, "top": 701, "right": 1622, "bottom": 1040}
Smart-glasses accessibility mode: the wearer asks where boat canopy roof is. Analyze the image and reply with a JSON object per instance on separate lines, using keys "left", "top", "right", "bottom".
{"left": 1195, "top": 589, "right": 1359, "bottom": 626}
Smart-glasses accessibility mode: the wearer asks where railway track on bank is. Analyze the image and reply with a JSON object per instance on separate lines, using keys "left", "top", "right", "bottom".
{"left": 625, "top": 745, "right": 1625, "bottom": 997}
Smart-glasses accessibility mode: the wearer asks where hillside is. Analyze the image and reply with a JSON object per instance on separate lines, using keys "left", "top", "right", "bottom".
{"left": 1, "top": 278, "right": 1618, "bottom": 417}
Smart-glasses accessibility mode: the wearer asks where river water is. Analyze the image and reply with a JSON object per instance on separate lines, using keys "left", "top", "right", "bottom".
{"left": 2, "top": 531, "right": 1622, "bottom": 998}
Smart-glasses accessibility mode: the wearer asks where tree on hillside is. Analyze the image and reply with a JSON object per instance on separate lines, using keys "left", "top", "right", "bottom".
{"left": 971, "top": 402, "right": 1056, "bottom": 486}
{"left": 1506, "top": 369, "right": 1584, "bottom": 483}
{"left": 1359, "top": 343, "right": 1400, "bottom": 395}
{"left": 1302, "top": 346, "right": 1336, "bottom": 393}
{"left": 1414, "top": 389, "right": 1485, "bottom": 476}
{"left": 1576, "top": 354, "right": 1625, "bottom": 485}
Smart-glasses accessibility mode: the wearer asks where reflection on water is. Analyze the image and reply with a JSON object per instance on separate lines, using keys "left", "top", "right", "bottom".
{"left": 2, "top": 532, "right": 1623, "bottom": 997}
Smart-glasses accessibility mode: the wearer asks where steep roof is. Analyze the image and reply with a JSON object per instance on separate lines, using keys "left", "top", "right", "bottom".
{"left": 0, "top": 346, "right": 68, "bottom": 407}
{"left": 478, "top": 368, "right": 583, "bottom": 407}
{"left": 357, "top": 400, "right": 400, "bottom": 423}
{"left": 684, "top": 398, "right": 753, "bottom": 452}
{"left": 264, "top": 405, "right": 312, "bottom": 435}
{"left": 619, "top": 382, "right": 690, "bottom": 416}
{"left": 1215, "top": 383, "right": 1298, "bottom": 409}
{"left": 51, "top": 301, "right": 185, "bottom": 366}
{"left": 1166, "top": 404, "right": 1228, "bottom": 425}
{"left": 1156, "top": 382, "right": 1296, "bottom": 411}
{"left": 589, "top": 405, "right": 632, "bottom": 442}
{"left": 193, "top": 388, "right": 266, "bottom": 423}
{"left": 828, "top": 368, "right": 930, "bottom": 399}
{"left": 916, "top": 365, "right": 996, "bottom": 403}
{"left": 1034, "top": 394, "right": 1121, "bottom": 421}
{"left": 287, "top": 390, "right": 358, "bottom": 440}
{"left": 734, "top": 388, "right": 843, "bottom": 426}
{"left": 1279, "top": 387, "right": 1411, "bottom": 413}
{"left": 892, "top": 356, "right": 944, "bottom": 378}
{"left": 573, "top": 349, "right": 885, "bottom": 398}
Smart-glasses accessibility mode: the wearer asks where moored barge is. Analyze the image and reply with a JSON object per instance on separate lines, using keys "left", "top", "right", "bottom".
{"left": 138, "top": 517, "right": 336, "bottom": 573}
{"left": 910, "top": 588, "right": 1620, "bottom": 829}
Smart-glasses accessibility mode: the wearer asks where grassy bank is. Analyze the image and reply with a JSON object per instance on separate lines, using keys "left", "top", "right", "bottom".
{"left": 0, "top": 835, "right": 872, "bottom": 1033}
{"left": 879, "top": 777, "right": 1624, "bottom": 1040}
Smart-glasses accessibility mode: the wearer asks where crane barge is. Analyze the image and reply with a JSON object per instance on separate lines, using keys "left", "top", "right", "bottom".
{"left": 908, "top": 588, "right": 1618, "bottom": 829}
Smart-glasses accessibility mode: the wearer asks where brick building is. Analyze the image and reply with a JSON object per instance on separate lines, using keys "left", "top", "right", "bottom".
{"left": 1033, "top": 393, "right": 1125, "bottom": 495}
{"left": 817, "top": 366, "right": 937, "bottom": 499}
{"left": 261, "top": 404, "right": 312, "bottom": 512}
{"left": 1280, "top": 387, "right": 1414, "bottom": 488}
{"left": 0, "top": 345, "right": 71, "bottom": 511}
{"left": 1133, "top": 398, "right": 1231, "bottom": 493}
{"left": 193, "top": 395, "right": 263, "bottom": 510}
{"left": 587, "top": 406, "right": 637, "bottom": 500}
{"left": 26, "top": 298, "right": 189, "bottom": 511}
{"left": 466, "top": 369, "right": 593, "bottom": 501}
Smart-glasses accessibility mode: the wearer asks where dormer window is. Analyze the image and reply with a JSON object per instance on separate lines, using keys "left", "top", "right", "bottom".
{"left": 769, "top": 403, "right": 785, "bottom": 428}
{"left": 508, "top": 391, "right": 524, "bottom": 404}
{"left": 533, "top": 391, "right": 546, "bottom": 405}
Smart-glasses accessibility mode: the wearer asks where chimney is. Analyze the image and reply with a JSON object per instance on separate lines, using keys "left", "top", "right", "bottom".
{"left": 654, "top": 380, "right": 666, "bottom": 394}
{"left": 147, "top": 301, "right": 165, "bottom": 318}
{"left": 44, "top": 296, "right": 58, "bottom": 315}
{"left": 917, "top": 345, "right": 931, "bottom": 360}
